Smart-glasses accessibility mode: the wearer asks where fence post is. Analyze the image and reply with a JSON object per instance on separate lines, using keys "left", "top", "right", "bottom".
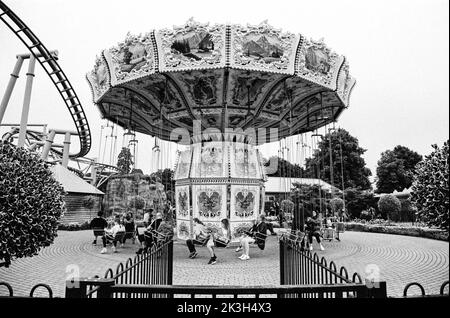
{"left": 368, "top": 281, "right": 387, "bottom": 298}
{"left": 65, "top": 278, "right": 88, "bottom": 298}
{"left": 96, "top": 279, "right": 116, "bottom": 298}
{"left": 279, "top": 237, "right": 285, "bottom": 285}
{"left": 168, "top": 240, "right": 173, "bottom": 286}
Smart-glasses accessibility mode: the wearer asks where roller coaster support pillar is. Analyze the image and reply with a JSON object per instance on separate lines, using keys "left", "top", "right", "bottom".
{"left": 91, "top": 158, "right": 98, "bottom": 185}
{"left": 41, "top": 130, "right": 56, "bottom": 160}
{"left": 0, "top": 56, "right": 24, "bottom": 124}
{"left": 62, "top": 132, "right": 71, "bottom": 167}
{"left": 18, "top": 56, "right": 36, "bottom": 147}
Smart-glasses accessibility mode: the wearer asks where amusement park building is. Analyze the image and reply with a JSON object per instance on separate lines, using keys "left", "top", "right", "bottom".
{"left": 50, "top": 164, "right": 104, "bottom": 225}
{"left": 264, "top": 176, "right": 340, "bottom": 202}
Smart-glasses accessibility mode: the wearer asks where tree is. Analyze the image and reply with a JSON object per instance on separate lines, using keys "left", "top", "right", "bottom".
{"left": 378, "top": 194, "right": 401, "bottom": 221}
{"left": 291, "top": 183, "right": 331, "bottom": 216}
{"left": 0, "top": 142, "right": 65, "bottom": 267}
{"left": 375, "top": 145, "right": 422, "bottom": 193}
{"left": 344, "top": 188, "right": 377, "bottom": 219}
{"left": 117, "top": 147, "right": 133, "bottom": 174}
{"left": 305, "top": 128, "right": 372, "bottom": 190}
{"left": 411, "top": 141, "right": 449, "bottom": 231}
{"left": 150, "top": 168, "right": 175, "bottom": 193}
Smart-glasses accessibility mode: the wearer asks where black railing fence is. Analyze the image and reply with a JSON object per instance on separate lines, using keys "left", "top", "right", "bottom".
{"left": 279, "top": 233, "right": 387, "bottom": 298}
{"left": 65, "top": 236, "right": 173, "bottom": 298}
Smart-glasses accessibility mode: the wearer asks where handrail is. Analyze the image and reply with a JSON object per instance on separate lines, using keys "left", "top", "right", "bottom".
{"left": 0, "top": 0, "right": 91, "bottom": 158}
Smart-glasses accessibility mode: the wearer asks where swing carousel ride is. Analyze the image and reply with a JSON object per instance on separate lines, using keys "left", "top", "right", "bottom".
{"left": 87, "top": 19, "right": 355, "bottom": 241}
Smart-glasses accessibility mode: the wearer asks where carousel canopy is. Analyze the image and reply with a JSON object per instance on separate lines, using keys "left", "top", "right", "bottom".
{"left": 87, "top": 19, "right": 355, "bottom": 144}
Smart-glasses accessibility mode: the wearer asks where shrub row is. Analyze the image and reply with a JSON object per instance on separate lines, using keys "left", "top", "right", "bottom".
{"left": 345, "top": 222, "right": 448, "bottom": 241}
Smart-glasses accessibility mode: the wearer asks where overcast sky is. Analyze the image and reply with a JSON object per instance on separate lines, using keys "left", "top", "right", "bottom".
{"left": 0, "top": 0, "right": 448, "bottom": 186}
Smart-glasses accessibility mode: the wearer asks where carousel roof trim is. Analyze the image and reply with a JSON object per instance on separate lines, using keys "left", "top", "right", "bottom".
{"left": 87, "top": 19, "right": 356, "bottom": 142}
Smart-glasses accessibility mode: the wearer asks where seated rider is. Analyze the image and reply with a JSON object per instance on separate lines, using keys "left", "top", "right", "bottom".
{"left": 136, "top": 212, "right": 163, "bottom": 254}
{"left": 186, "top": 218, "right": 211, "bottom": 259}
{"left": 90, "top": 211, "right": 108, "bottom": 245}
{"left": 236, "top": 215, "right": 268, "bottom": 261}
{"left": 121, "top": 212, "right": 135, "bottom": 245}
{"left": 100, "top": 217, "right": 125, "bottom": 254}
{"left": 206, "top": 219, "right": 230, "bottom": 265}
{"left": 305, "top": 211, "right": 324, "bottom": 251}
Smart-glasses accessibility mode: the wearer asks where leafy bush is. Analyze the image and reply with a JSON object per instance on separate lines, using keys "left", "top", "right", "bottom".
{"left": 344, "top": 188, "right": 377, "bottom": 219}
{"left": 329, "top": 197, "right": 344, "bottom": 215}
{"left": 400, "top": 198, "right": 417, "bottom": 222}
{"left": 0, "top": 142, "right": 65, "bottom": 267}
{"left": 378, "top": 194, "right": 401, "bottom": 221}
{"left": 58, "top": 221, "right": 90, "bottom": 231}
{"left": 411, "top": 141, "right": 449, "bottom": 231}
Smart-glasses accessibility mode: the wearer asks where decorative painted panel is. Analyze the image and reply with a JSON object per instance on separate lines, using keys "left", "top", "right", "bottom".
{"left": 191, "top": 142, "right": 228, "bottom": 178}
{"left": 175, "top": 185, "right": 191, "bottom": 240}
{"left": 192, "top": 184, "right": 227, "bottom": 223}
{"left": 295, "top": 37, "right": 344, "bottom": 90}
{"left": 104, "top": 32, "right": 156, "bottom": 86}
{"left": 86, "top": 54, "right": 110, "bottom": 103}
{"left": 229, "top": 143, "right": 260, "bottom": 179}
{"left": 230, "top": 21, "right": 298, "bottom": 74}
{"left": 230, "top": 221, "right": 254, "bottom": 241}
{"left": 230, "top": 185, "right": 260, "bottom": 221}
{"left": 174, "top": 149, "right": 192, "bottom": 180}
{"left": 156, "top": 18, "right": 226, "bottom": 72}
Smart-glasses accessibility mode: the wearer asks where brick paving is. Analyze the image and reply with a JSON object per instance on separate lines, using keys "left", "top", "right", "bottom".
{"left": 0, "top": 229, "right": 448, "bottom": 297}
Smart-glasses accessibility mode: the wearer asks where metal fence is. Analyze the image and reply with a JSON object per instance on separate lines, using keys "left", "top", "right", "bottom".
{"left": 65, "top": 235, "right": 173, "bottom": 298}
{"left": 279, "top": 233, "right": 387, "bottom": 298}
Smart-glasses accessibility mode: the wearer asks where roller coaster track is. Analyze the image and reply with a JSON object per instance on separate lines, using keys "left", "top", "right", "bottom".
{"left": 0, "top": 0, "right": 91, "bottom": 158}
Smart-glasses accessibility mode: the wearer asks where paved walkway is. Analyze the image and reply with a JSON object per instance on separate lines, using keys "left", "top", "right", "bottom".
{"left": 0, "top": 230, "right": 448, "bottom": 297}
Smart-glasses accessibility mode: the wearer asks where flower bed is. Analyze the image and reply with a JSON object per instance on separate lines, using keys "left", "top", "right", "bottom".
{"left": 345, "top": 221, "right": 448, "bottom": 241}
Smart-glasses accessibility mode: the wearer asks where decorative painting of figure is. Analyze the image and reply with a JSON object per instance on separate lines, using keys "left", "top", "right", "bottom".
{"left": 199, "top": 144, "right": 223, "bottom": 176}
{"left": 234, "top": 146, "right": 256, "bottom": 177}
{"left": 242, "top": 33, "right": 284, "bottom": 63}
{"left": 171, "top": 31, "right": 215, "bottom": 61}
{"left": 232, "top": 222, "right": 254, "bottom": 240}
{"left": 178, "top": 221, "right": 190, "bottom": 239}
{"left": 143, "top": 77, "right": 181, "bottom": 110}
{"left": 232, "top": 76, "right": 267, "bottom": 106}
{"left": 192, "top": 76, "right": 216, "bottom": 105}
{"left": 176, "top": 150, "right": 191, "bottom": 179}
{"left": 178, "top": 190, "right": 189, "bottom": 217}
{"left": 228, "top": 115, "right": 245, "bottom": 128}
{"left": 198, "top": 190, "right": 221, "bottom": 218}
{"left": 305, "top": 46, "right": 331, "bottom": 75}
{"left": 235, "top": 190, "right": 255, "bottom": 218}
